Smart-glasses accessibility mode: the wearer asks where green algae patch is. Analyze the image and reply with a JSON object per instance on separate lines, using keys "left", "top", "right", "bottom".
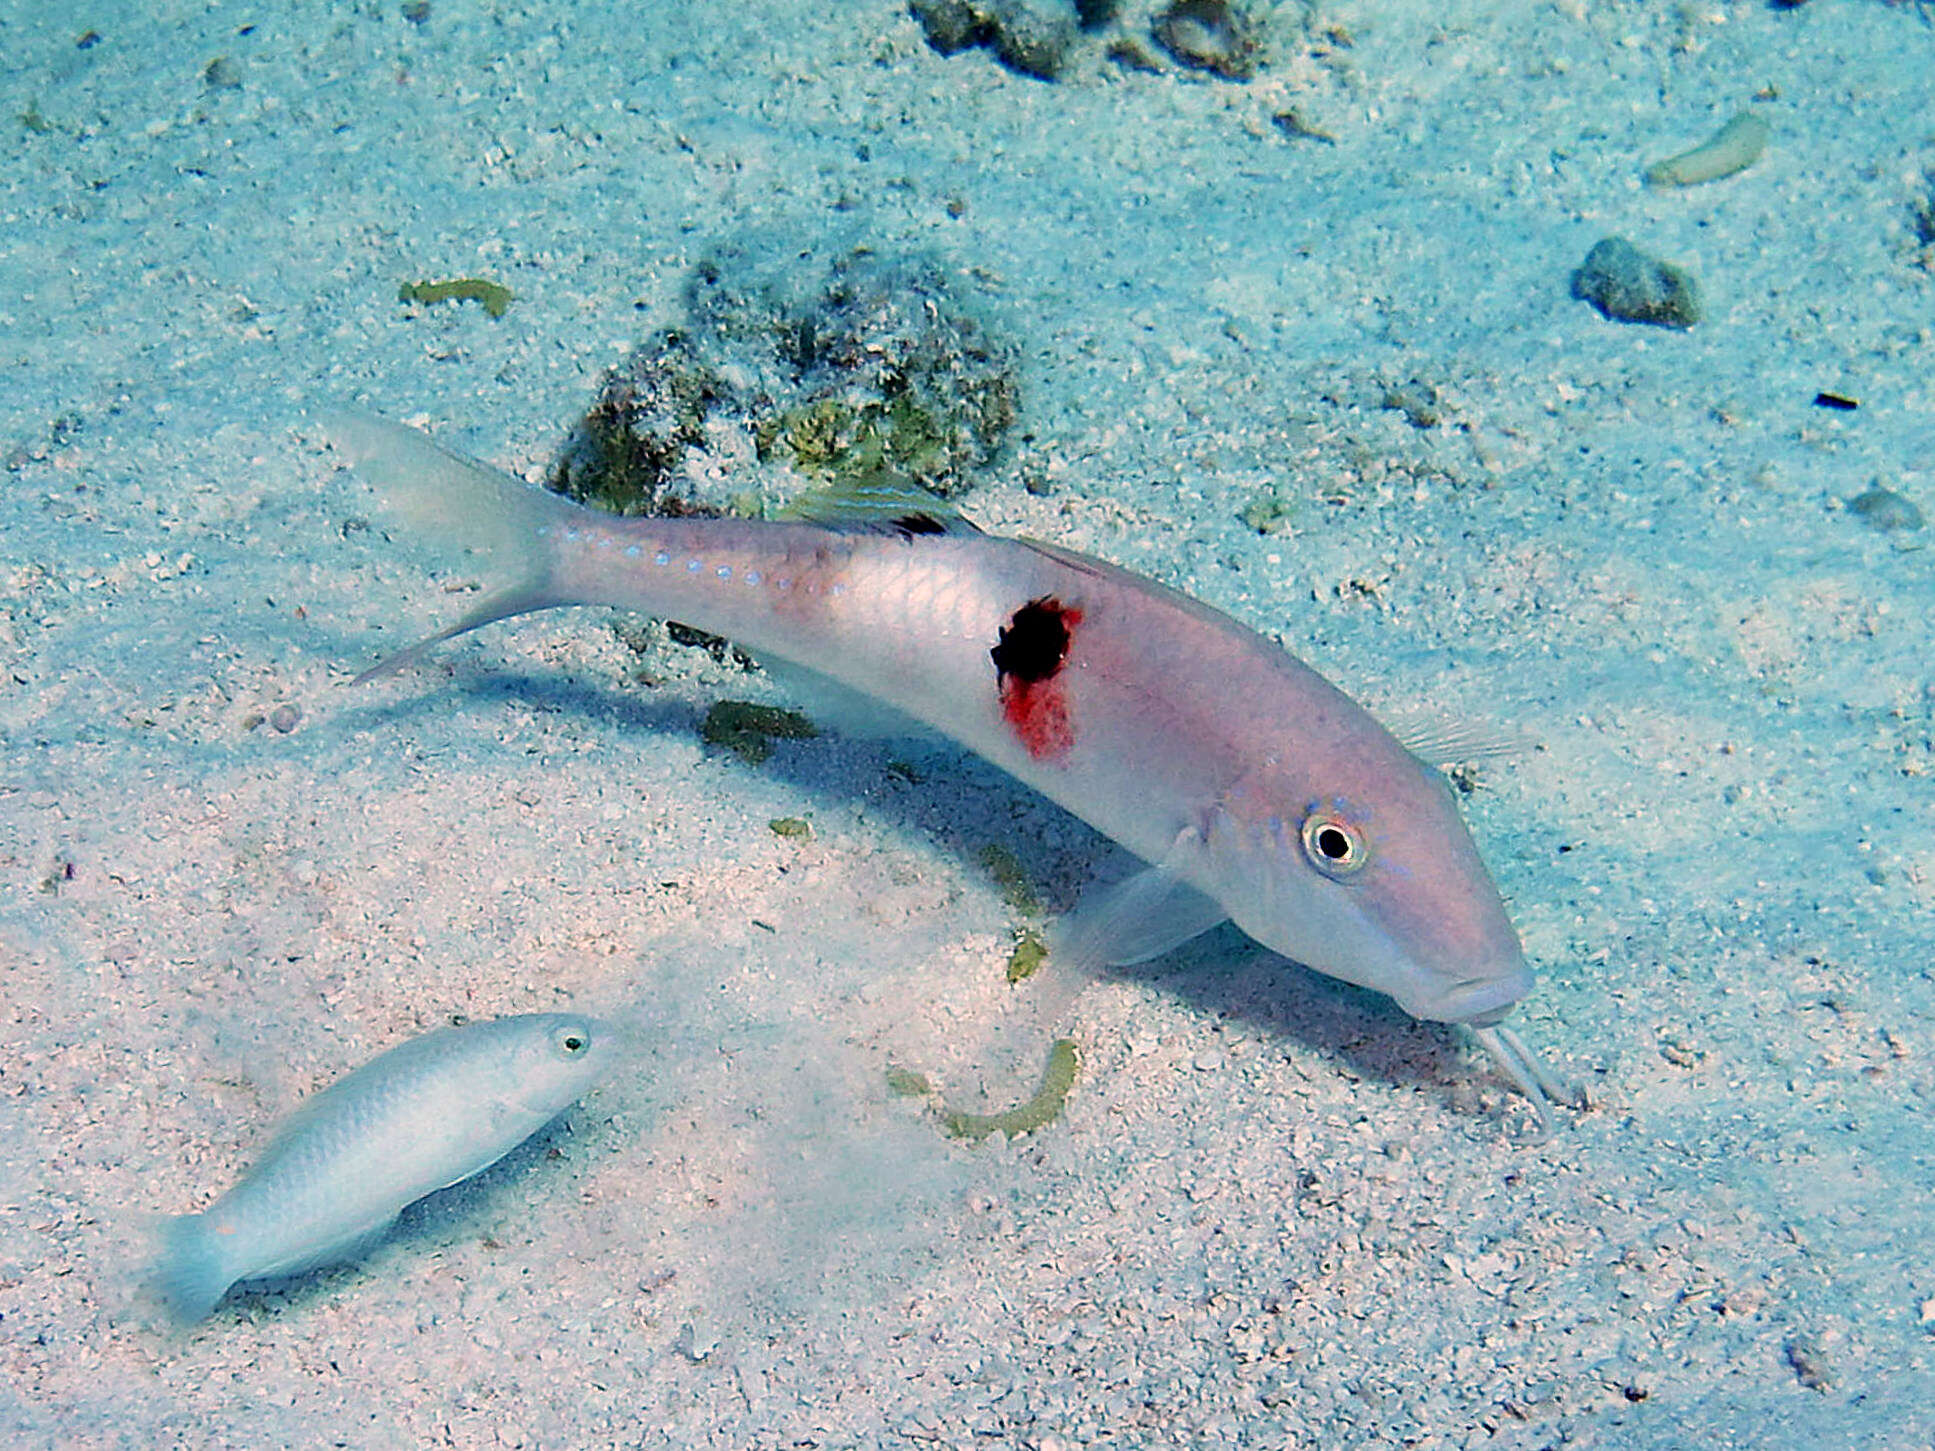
{"left": 699, "top": 701, "right": 818, "bottom": 765}
{"left": 1644, "top": 110, "right": 1769, "bottom": 188}
{"left": 884, "top": 1064, "right": 934, "bottom": 1098}
{"left": 1239, "top": 484, "right": 1296, "bottom": 535}
{"left": 768, "top": 816, "right": 813, "bottom": 839}
{"left": 976, "top": 843, "right": 1048, "bottom": 980}
{"left": 938, "top": 1038, "right": 1080, "bottom": 1141}
{"left": 1005, "top": 930, "right": 1048, "bottom": 983}
{"left": 977, "top": 843, "right": 1043, "bottom": 920}
{"left": 398, "top": 277, "right": 513, "bottom": 319}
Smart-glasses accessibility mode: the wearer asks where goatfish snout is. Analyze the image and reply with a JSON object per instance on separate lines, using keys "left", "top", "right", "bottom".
{"left": 1160, "top": 718, "right": 1568, "bottom": 1118}
{"left": 322, "top": 410, "right": 1574, "bottom": 1125}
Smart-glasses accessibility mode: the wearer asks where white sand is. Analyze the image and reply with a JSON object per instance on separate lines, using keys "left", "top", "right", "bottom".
{"left": 4, "top": 1, "right": 1932, "bottom": 1445}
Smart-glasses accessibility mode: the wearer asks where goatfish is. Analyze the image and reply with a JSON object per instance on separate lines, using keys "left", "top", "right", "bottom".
{"left": 153, "top": 1013, "right": 614, "bottom": 1320}
{"left": 322, "top": 411, "right": 1573, "bottom": 1124}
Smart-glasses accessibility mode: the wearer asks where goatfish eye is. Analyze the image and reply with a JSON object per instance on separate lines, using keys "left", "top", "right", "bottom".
{"left": 1300, "top": 806, "right": 1371, "bottom": 879}
{"left": 552, "top": 1024, "right": 591, "bottom": 1058}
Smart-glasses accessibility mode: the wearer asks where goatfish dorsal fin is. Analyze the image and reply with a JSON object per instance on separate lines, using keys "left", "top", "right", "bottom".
{"left": 775, "top": 471, "right": 983, "bottom": 538}
{"left": 1385, "top": 711, "right": 1536, "bottom": 768}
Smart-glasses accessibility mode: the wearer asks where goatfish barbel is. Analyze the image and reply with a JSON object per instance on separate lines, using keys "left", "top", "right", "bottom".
{"left": 322, "top": 411, "right": 1573, "bottom": 1125}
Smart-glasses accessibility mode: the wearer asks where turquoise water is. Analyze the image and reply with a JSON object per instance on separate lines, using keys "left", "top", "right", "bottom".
{"left": 3, "top": 2, "right": 1931, "bottom": 1445}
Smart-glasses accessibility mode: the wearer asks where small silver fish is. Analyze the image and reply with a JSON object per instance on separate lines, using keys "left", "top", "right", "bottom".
{"left": 324, "top": 412, "right": 1572, "bottom": 1122}
{"left": 154, "top": 1013, "right": 613, "bottom": 1320}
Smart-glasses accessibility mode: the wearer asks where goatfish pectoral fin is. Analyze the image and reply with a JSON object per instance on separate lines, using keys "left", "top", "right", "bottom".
{"left": 317, "top": 409, "right": 584, "bottom": 683}
{"left": 1049, "top": 828, "right": 1230, "bottom": 981}
{"left": 1469, "top": 1023, "right": 1584, "bottom": 1138}
{"left": 1050, "top": 866, "right": 1229, "bottom": 980}
{"left": 984, "top": 836, "right": 1228, "bottom": 1083}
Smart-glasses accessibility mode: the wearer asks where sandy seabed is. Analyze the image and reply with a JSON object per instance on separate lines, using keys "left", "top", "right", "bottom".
{"left": 3, "top": 2, "right": 1933, "bottom": 1447}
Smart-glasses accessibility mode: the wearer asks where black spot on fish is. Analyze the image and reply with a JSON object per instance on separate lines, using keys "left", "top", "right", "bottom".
{"left": 893, "top": 513, "right": 948, "bottom": 536}
{"left": 991, "top": 597, "right": 1073, "bottom": 684}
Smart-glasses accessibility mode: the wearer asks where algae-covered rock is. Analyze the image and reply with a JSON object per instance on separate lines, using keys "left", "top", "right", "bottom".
{"left": 548, "top": 347, "right": 726, "bottom": 517}
{"left": 909, "top": 0, "right": 1078, "bottom": 81}
{"left": 1570, "top": 236, "right": 1702, "bottom": 330}
{"left": 551, "top": 246, "right": 1019, "bottom": 518}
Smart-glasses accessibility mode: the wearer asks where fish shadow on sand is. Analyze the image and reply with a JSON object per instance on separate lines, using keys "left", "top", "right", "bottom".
{"left": 331, "top": 657, "right": 1476, "bottom": 1113}
{"left": 1105, "top": 931, "right": 1474, "bottom": 1110}
{"left": 328, "top": 653, "right": 699, "bottom": 742}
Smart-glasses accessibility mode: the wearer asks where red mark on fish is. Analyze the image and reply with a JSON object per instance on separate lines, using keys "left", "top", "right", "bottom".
{"left": 991, "top": 596, "right": 1080, "bottom": 762}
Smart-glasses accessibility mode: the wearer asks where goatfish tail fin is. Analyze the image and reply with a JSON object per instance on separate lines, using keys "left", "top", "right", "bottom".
{"left": 317, "top": 409, "right": 586, "bottom": 681}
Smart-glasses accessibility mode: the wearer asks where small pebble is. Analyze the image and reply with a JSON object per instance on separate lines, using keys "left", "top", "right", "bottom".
{"left": 1784, "top": 1334, "right": 1831, "bottom": 1391}
{"left": 1272, "top": 108, "right": 1336, "bottom": 144}
{"left": 1570, "top": 236, "right": 1702, "bottom": 329}
{"left": 1153, "top": 0, "right": 1260, "bottom": 81}
{"left": 1846, "top": 482, "right": 1923, "bottom": 532}
{"left": 269, "top": 703, "right": 302, "bottom": 733}
{"left": 675, "top": 1321, "right": 719, "bottom": 1363}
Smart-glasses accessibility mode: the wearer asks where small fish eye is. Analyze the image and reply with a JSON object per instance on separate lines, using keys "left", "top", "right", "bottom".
{"left": 553, "top": 1027, "right": 590, "bottom": 1057}
{"left": 1300, "top": 808, "right": 1370, "bottom": 879}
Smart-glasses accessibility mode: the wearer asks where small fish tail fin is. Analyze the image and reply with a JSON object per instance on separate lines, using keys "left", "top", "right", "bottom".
{"left": 151, "top": 1213, "right": 234, "bottom": 1324}
{"left": 318, "top": 409, "right": 587, "bottom": 679}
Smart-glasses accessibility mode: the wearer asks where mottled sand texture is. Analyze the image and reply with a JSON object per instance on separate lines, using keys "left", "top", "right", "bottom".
{"left": 3, "top": 1, "right": 1931, "bottom": 1446}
